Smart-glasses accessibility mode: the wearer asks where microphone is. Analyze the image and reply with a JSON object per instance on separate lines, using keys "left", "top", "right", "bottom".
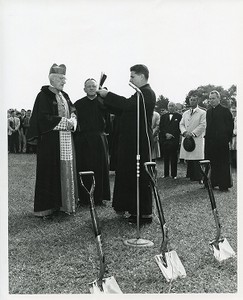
{"left": 129, "top": 82, "right": 142, "bottom": 93}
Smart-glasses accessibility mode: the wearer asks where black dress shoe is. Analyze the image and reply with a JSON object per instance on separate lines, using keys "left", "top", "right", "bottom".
{"left": 128, "top": 215, "right": 152, "bottom": 225}
{"left": 95, "top": 201, "right": 106, "bottom": 207}
{"left": 42, "top": 215, "right": 53, "bottom": 220}
{"left": 115, "top": 211, "right": 125, "bottom": 216}
{"left": 140, "top": 217, "right": 152, "bottom": 225}
{"left": 219, "top": 188, "right": 229, "bottom": 192}
{"left": 128, "top": 215, "right": 137, "bottom": 224}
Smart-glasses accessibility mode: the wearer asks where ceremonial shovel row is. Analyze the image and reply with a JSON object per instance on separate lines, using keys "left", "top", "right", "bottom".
{"left": 79, "top": 160, "right": 235, "bottom": 294}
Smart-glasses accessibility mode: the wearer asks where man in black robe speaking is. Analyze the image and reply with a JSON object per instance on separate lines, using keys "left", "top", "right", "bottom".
{"left": 97, "top": 64, "right": 156, "bottom": 224}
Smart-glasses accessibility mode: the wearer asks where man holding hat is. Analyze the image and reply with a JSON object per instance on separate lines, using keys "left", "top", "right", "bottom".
{"left": 27, "top": 64, "right": 79, "bottom": 218}
{"left": 179, "top": 91, "right": 206, "bottom": 183}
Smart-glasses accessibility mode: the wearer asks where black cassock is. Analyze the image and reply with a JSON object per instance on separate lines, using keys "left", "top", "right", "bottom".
{"left": 205, "top": 104, "right": 234, "bottom": 190}
{"left": 27, "top": 86, "right": 78, "bottom": 214}
{"left": 74, "top": 96, "right": 111, "bottom": 204}
{"left": 103, "top": 84, "right": 156, "bottom": 215}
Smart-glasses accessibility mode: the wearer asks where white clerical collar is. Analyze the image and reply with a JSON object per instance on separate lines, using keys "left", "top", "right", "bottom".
{"left": 87, "top": 95, "right": 97, "bottom": 100}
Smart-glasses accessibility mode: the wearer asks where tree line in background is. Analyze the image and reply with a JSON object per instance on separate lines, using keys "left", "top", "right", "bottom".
{"left": 156, "top": 84, "right": 237, "bottom": 114}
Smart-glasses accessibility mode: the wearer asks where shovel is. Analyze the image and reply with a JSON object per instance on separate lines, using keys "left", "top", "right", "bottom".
{"left": 144, "top": 162, "right": 186, "bottom": 282}
{"left": 199, "top": 160, "right": 236, "bottom": 262}
{"left": 79, "top": 171, "right": 122, "bottom": 294}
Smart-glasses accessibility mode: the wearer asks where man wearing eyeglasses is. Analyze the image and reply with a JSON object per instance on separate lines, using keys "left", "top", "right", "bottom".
{"left": 74, "top": 79, "right": 111, "bottom": 206}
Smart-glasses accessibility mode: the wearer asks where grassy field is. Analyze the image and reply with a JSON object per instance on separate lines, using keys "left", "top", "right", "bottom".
{"left": 8, "top": 154, "right": 237, "bottom": 294}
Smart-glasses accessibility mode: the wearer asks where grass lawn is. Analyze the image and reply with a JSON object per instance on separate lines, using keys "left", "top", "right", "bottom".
{"left": 8, "top": 154, "right": 237, "bottom": 294}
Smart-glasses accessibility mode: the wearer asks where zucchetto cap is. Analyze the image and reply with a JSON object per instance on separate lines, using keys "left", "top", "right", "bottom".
{"left": 49, "top": 64, "right": 66, "bottom": 75}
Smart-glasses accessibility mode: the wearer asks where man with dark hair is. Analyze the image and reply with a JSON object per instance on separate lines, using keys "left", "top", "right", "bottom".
{"left": 11, "top": 110, "right": 21, "bottom": 153}
{"left": 19, "top": 109, "right": 26, "bottom": 153}
{"left": 74, "top": 78, "right": 111, "bottom": 206}
{"left": 97, "top": 64, "right": 156, "bottom": 224}
{"left": 8, "top": 110, "right": 17, "bottom": 153}
{"left": 159, "top": 102, "right": 182, "bottom": 179}
{"left": 130, "top": 64, "right": 149, "bottom": 80}
{"left": 24, "top": 109, "right": 33, "bottom": 153}
{"left": 205, "top": 90, "right": 234, "bottom": 191}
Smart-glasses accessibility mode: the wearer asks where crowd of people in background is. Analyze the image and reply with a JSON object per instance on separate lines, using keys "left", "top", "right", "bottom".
{"left": 7, "top": 108, "right": 37, "bottom": 154}
{"left": 7, "top": 63, "right": 237, "bottom": 220}
{"left": 154, "top": 98, "right": 237, "bottom": 173}
{"left": 7, "top": 102, "right": 238, "bottom": 168}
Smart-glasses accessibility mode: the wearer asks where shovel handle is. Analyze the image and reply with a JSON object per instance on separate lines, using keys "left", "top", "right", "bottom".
{"left": 199, "top": 160, "right": 217, "bottom": 210}
{"left": 144, "top": 162, "right": 169, "bottom": 253}
{"left": 199, "top": 160, "right": 210, "bottom": 178}
{"left": 79, "top": 171, "right": 106, "bottom": 282}
{"left": 144, "top": 162, "right": 166, "bottom": 225}
{"left": 79, "top": 171, "right": 101, "bottom": 236}
{"left": 199, "top": 161, "right": 221, "bottom": 243}
{"left": 79, "top": 171, "right": 95, "bottom": 195}
{"left": 96, "top": 235, "right": 106, "bottom": 281}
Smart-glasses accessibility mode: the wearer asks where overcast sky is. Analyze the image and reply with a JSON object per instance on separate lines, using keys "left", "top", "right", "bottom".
{"left": 2, "top": 0, "right": 243, "bottom": 111}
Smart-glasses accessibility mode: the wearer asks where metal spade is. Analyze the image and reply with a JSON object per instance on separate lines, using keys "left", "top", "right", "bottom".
{"left": 199, "top": 160, "right": 236, "bottom": 262}
{"left": 79, "top": 171, "right": 122, "bottom": 293}
{"left": 144, "top": 162, "right": 186, "bottom": 282}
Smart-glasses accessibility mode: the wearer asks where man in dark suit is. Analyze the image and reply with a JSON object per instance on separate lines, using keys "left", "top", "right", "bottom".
{"left": 159, "top": 102, "right": 182, "bottom": 179}
{"left": 205, "top": 90, "right": 234, "bottom": 192}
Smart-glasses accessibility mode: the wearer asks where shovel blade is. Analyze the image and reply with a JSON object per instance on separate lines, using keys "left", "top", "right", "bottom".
{"left": 89, "top": 276, "right": 122, "bottom": 294}
{"left": 155, "top": 250, "right": 186, "bottom": 282}
{"left": 89, "top": 280, "right": 103, "bottom": 294}
{"left": 211, "top": 238, "right": 236, "bottom": 262}
{"left": 102, "top": 276, "right": 123, "bottom": 293}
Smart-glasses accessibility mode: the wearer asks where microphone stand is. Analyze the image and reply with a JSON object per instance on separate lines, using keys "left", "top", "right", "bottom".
{"left": 124, "top": 83, "right": 154, "bottom": 247}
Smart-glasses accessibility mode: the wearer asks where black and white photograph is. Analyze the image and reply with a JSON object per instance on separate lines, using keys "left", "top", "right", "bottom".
{"left": 1, "top": 0, "right": 242, "bottom": 299}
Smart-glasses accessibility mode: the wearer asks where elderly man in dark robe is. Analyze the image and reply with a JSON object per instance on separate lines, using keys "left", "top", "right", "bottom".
{"left": 27, "top": 64, "right": 79, "bottom": 218}
{"left": 97, "top": 64, "right": 156, "bottom": 224}
{"left": 205, "top": 90, "right": 234, "bottom": 192}
{"left": 74, "top": 79, "right": 111, "bottom": 206}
